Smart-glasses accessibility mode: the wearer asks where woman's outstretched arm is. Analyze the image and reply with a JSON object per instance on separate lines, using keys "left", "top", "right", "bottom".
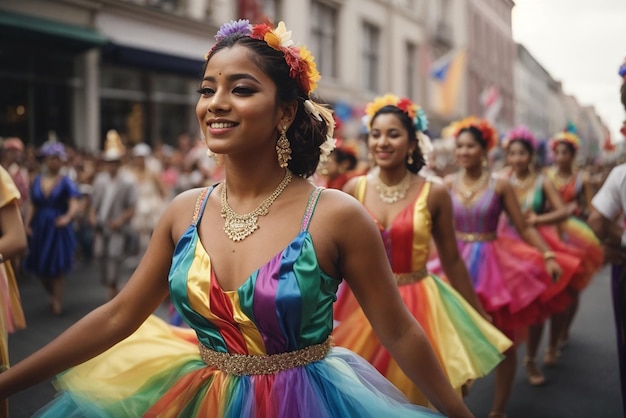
{"left": 0, "top": 190, "right": 197, "bottom": 398}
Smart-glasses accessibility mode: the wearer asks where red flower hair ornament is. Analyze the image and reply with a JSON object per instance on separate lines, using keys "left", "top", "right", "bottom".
{"left": 451, "top": 117, "right": 498, "bottom": 151}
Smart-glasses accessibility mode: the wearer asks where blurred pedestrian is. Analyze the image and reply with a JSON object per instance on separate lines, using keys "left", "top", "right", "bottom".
{"left": 0, "top": 165, "right": 27, "bottom": 418}
{"left": 588, "top": 162, "right": 626, "bottom": 416}
{"left": 91, "top": 131, "right": 137, "bottom": 299}
{"left": 24, "top": 142, "right": 79, "bottom": 316}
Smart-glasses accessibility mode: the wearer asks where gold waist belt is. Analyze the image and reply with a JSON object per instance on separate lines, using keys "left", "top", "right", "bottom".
{"left": 455, "top": 231, "right": 497, "bottom": 242}
{"left": 394, "top": 268, "right": 428, "bottom": 286}
{"left": 199, "top": 338, "right": 332, "bottom": 376}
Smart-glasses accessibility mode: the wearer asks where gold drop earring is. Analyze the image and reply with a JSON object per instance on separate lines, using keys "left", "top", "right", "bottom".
{"left": 276, "top": 125, "right": 292, "bottom": 168}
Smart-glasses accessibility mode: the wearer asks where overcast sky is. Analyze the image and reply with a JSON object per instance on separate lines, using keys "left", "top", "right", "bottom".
{"left": 512, "top": 0, "right": 625, "bottom": 142}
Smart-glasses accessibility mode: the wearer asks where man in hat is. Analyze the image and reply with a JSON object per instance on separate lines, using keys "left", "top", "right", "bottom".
{"left": 90, "top": 130, "right": 137, "bottom": 299}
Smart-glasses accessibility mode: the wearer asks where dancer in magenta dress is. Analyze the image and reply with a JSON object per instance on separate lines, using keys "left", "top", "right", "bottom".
{"left": 443, "top": 117, "right": 574, "bottom": 418}
{"left": 0, "top": 20, "right": 473, "bottom": 418}
{"left": 497, "top": 126, "right": 582, "bottom": 384}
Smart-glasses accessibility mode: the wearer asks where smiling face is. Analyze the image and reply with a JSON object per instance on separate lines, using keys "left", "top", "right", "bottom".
{"left": 553, "top": 142, "right": 575, "bottom": 170}
{"left": 196, "top": 45, "right": 287, "bottom": 158}
{"left": 506, "top": 141, "right": 532, "bottom": 173}
{"left": 455, "top": 130, "right": 485, "bottom": 169}
{"left": 368, "top": 113, "right": 413, "bottom": 170}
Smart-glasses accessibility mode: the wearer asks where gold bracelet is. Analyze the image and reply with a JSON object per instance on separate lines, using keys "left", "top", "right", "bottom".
{"left": 543, "top": 251, "right": 556, "bottom": 261}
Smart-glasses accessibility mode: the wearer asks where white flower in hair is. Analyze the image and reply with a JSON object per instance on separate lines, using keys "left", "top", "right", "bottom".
{"left": 417, "top": 131, "right": 434, "bottom": 155}
{"left": 274, "top": 22, "right": 294, "bottom": 48}
{"left": 319, "top": 136, "right": 336, "bottom": 162}
{"left": 304, "top": 100, "right": 322, "bottom": 121}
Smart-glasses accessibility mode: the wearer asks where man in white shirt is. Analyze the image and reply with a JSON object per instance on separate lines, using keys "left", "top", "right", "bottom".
{"left": 588, "top": 162, "right": 626, "bottom": 415}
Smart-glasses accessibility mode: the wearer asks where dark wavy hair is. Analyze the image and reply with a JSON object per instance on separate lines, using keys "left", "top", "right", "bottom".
{"left": 458, "top": 126, "right": 489, "bottom": 150}
{"left": 370, "top": 105, "right": 425, "bottom": 173}
{"left": 204, "top": 35, "right": 330, "bottom": 177}
{"left": 508, "top": 138, "right": 534, "bottom": 155}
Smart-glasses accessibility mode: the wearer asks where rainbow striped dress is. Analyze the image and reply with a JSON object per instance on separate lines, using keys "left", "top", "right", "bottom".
{"left": 333, "top": 177, "right": 511, "bottom": 405}
{"left": 36, "top": 186, "right": 442, "bottom": 418}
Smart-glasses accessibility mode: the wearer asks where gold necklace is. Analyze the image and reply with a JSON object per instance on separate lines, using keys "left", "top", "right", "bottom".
{"left": 510, "top": 171, "right": 535, "bottom": 190}
{"left": 459, "top": 169, "right": 489, "bottom": 201}
{"left": 550, "top": 168, "right": 574, "bottom": 189}
{"left": 374, "top": 171, "right": 411, "bottom": 204}
{"left": 221, "top": 170, "right": 293, "bottom": 242}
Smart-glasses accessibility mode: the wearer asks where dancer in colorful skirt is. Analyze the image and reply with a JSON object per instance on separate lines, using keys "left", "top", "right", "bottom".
{"left": 0, "top": 20, "right": 474, "bottom": 418}
{"left": 0, "top": 165, "right": 27, "bottom": 417}
{"left": 332, "top": 95, "right": 511, "bottom": 407}
{"left": 445, "top": 117, "right": 574, "bottom": 418}
{"left": 497, "top": 126, "right": 582, "bottom": 384}
{"left": 545, "top": 130, "right": 604, "bottom": 347}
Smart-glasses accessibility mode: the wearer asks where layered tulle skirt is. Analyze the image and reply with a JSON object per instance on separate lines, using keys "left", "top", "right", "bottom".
{"left": 35, "top": 316, "right": 444, "bottom": 418}
{"left": 448, "top": 235, "right": 580, "bottom": 334}
{"left": 557, "top": 216, "right": 604, "bottom": 290}
{"left": 332, "top": 274, "right": 512, "bottom": 405}
{"left": 497, "top": 221, "right": 584, "bottom": 315}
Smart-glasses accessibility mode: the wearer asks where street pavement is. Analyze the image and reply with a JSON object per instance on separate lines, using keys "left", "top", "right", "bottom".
{"left": 7, "top": 262, "right": 624, "bottom": 417}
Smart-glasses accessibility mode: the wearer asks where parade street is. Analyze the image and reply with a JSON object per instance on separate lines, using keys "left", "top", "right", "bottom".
{"left": 8, "top": 262, "right": 623, "bottom": 418}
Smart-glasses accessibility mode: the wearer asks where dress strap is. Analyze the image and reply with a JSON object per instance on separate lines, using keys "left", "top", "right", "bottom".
{"left": 300, "top": 187, "right": 324, "bottom": 232}
{"left": 192, "top": 185, "right": 215, "bottom": 226}
{"left": 354, "top": 176, "right": 367, "bottom": 203}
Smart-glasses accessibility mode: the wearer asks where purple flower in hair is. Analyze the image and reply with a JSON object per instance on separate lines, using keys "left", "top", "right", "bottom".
{"left": 505, "top": 125, "right": 538, "bottom": 151}
{"left": 215, "top": 19, "right": 252, "bottom": 42}
{"left": 40, "top": 142, "right": 67, "bottom": 161}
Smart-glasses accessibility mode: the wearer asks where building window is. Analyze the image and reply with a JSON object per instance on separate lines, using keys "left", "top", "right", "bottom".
{"left": 362, "top": 22, "right": 380, "bottom": 92}
{"left": 405, "top": 42, "right": 417, "bottom": 98}
{"left": 100, "top": 65, "right": 197, "bottom": 147}
{"left": 310, "top": 1, "right": 338, "bottom": 79}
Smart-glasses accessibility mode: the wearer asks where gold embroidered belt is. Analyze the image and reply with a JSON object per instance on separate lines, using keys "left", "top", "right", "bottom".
{"left": 455, "top": 231, "right": 497, "bottom": 242}
{"left": 199, "top": 338, "right": 332, "bottom": 376}
{"left": 394, "top": 269, "right": 428, "bottom": 286}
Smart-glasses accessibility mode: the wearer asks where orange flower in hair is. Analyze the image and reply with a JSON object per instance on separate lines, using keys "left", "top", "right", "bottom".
{"left": 550, "top": 131, "right": 580, "bottom": 152}
{"left": 451, "top": 116, "right": 498, "bottom": 151}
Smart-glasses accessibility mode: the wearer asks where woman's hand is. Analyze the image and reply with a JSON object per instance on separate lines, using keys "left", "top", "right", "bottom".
{"left": 55, "top": 215, "right": 71, "bottom": 227}
{"left": 544, "top": 258, "right": 562, "bottom": 282}
{"left": 524, "top": 210, "right": 538, "bottom": 226}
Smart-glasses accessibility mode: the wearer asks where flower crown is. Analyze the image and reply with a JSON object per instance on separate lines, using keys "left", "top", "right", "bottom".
{"left": 504, "top": 125, "right": 538, "bottom": 151}
{"left": 363, "top": 94, "right": 432, "bottom": 156}
{"left": 205, "top": 20, "right": 335, "bottom": 162}
{"left": 451, "top": 116, "right": 498, "bottom": 151}
{"left": 551, "top": 131, "right": 580, "bottom": 152}
{"left": 364, "top": 94, "right": 428, "bottom": 132}
{"left": 40, "top": 141, "right": 67, "bottom": 161}
{"left": 206, "top": 20, "right": 321, "bottom": 96}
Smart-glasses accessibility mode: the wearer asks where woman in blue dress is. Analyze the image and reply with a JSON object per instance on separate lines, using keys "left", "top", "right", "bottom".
{"left": 24, "top": 142, "right": 79, "bottom": 315}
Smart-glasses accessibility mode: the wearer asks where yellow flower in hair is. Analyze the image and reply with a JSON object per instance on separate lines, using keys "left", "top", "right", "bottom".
{"left": 299, "top": 46, "right": 320, "bottom": 93}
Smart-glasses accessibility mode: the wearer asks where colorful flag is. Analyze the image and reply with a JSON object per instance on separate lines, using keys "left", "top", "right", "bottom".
{"left": 480, "top": 85, "right": 502, "bottom": 123}
{"left": 428, "top": 47, "right": 466, "bottom": 117}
